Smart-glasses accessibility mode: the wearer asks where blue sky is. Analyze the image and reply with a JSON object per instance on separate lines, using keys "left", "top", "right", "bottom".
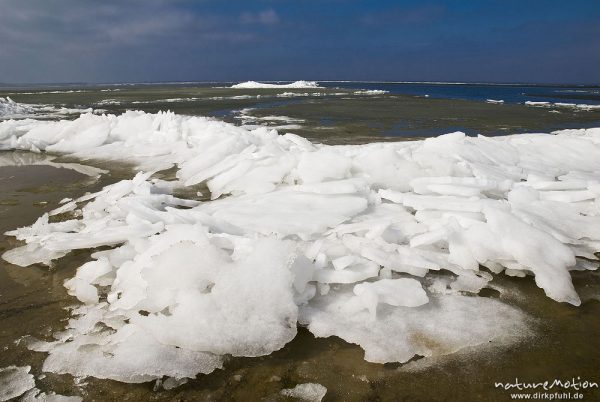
{"left": 0, "top": 0, "right": 599, "bottom": 84}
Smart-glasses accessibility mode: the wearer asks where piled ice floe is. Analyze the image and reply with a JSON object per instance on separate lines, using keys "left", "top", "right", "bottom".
{"left": 1, "top": 110, "right": 600, "bottom": 383}
{"left": 0, "top": 97, "right": 97, "bottom": 120}
{"left": 231, "top": 80, "right": 319, "bottom": 89}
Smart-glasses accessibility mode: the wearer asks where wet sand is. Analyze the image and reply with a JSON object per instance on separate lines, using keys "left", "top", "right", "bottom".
{"left": 1, "top": 153, "right": 599, "bottom": 401}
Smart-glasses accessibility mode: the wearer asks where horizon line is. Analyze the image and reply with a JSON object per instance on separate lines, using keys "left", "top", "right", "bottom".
{"left": 1, "top": 79, "right": 599, "bottom": 88}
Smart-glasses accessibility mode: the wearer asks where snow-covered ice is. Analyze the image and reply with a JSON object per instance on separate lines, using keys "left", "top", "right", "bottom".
{"left": 1, "top": 110, "right": 600, "bottom": 383}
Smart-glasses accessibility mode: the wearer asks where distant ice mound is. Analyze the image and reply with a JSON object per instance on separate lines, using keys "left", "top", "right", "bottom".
{"left": 231, "top": 80, "right": 319, "bottom": 89}
{"left": 2, "top": 110, "right": 600, "bottom": 383}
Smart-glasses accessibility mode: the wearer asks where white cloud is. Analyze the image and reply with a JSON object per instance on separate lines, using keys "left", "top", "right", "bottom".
{"left": 0, "top": 1, "right": 275, "bottom": 82}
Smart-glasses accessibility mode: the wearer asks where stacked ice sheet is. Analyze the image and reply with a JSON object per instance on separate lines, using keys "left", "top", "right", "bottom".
{"left": 2, "top": 110, "right": 599, "bottom": 382}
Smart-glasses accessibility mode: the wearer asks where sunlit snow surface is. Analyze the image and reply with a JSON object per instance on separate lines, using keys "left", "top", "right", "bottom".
{"left": 2, "top": 108, "right": 600, "bottom": 383}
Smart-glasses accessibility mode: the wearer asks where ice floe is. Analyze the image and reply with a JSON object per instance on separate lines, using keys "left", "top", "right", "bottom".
{"left": 354, "top": 90, "right": 389, "bottom": 95}
{"left": 300, "top": 292, "right": 525, "bottom": 363}
{"left": 280, "top": 383, "right": 327, "bottom": 401}
{"left": 525, "top": 101, "right": 600, "bottom": 111}
{"left": 21, "top": 389, "right": 82, "bottom": 402}
{"left": 1, "top": 110, "right": 600, "bottom": 383}
{"left": 234, "top": 107, "right": 305, "bottom": 130}
{"left": 231, "top": 80, "right": 319, "bottom": 89}
{"left": 0, "top": 366, "right": 35, "bottom": 401}
{"left": 208, "top": 94, "right": 258, "bottom": 100}
{"left": 0, "top": 365, "right": 81, "bottom": 401}
{"left": 0, "top": 151, "right": 107, "bottom": 177}
{"left": 276, "top": 91, "right": 349, "bottom": 98}
{"left": 131, "top": 97, "right": 202, "bottom": 104}
{"left": 95, "top": 99, "right": 123, "bottom": 106}
{"left": 6, "top": 90, "right": 86, "bottom": 95}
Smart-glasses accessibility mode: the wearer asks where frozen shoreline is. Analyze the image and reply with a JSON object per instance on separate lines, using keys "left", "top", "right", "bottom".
{"left": 1, "top": 109, "right": 599, "bottom": 384}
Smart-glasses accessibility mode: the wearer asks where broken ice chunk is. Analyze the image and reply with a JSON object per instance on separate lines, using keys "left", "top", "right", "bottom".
{"left": 353, "top": 278, "right": 429, "bottom": 319}
{"left": 313, "top": 260, "right": 379, "bottom": 284}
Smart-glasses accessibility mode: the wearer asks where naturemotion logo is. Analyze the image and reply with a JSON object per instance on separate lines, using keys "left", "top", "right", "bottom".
{"left": 494, "top": 377, "right": 598, "bottom": 400}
